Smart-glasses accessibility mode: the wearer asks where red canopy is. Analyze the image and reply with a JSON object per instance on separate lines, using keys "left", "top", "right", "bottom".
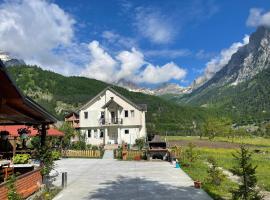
{"left": 0, "top": 125, "right": 64, "bottom": 137}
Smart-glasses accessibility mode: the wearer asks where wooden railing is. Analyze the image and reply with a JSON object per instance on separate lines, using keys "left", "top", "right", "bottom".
{"left": 61, "top": 150, "right": 101, "bottom": 158}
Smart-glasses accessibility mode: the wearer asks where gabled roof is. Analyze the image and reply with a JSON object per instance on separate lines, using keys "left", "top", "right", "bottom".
{"left": 79, "top": 86, "right": 147, "bottom": 111}
{"left": 64, "top": 111, "right": 79, "bottom": 118}
{"left": 102, "top": 98, "right": 123, "bottom": 109}
{"left": 0, "top": 60, "right": 57, "bottom": 125}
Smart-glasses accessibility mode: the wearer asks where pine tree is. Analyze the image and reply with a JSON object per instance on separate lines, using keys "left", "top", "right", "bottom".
{"left": 231, "top": 145, "right": 263, "bottom": 200}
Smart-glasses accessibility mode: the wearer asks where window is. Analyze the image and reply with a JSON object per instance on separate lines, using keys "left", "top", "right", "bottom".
{"left": 125, "top": 129, "right": 129, "bottom": 134}
{"left": 124, "top": 110, "right": 129, "bottom": 118}
{"left": 100, "top": 111, "right": 105, "bottom": 118}
{"left": 131, "top": 110, "right": 135, "bottom": 117}
{"left": 94, "top": 129, "right": 98, "bottom": 138}
{"left": 84, "top": 112, "right": 88, "bottom": 119}
{"left": 87, "top": 130, "right": 91, "bottom": 138}
{"left": 100, "top": 130, "right": 104, "bottom": 138}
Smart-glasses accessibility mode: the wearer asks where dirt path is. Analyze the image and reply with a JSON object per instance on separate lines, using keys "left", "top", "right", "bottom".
{"left": 216, "top": 165, "right": 270, "bottom": 200}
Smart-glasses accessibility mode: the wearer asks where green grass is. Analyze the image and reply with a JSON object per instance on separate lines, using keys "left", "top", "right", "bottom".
{"left": 164, "top": 136, "right": 270, "bottom": 147}
{"left": 197, "top": 147, "right": 270, "bottom": 191}
{"left": 171, "top": 137, "right": 270, "bottom": 198}
{"left": 181, "top": 158, "right": 238, "bottom": 199}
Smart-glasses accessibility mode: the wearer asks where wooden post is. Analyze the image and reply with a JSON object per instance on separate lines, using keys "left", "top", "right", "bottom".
{"left": 40, "top": 124, "right": 47, "bottom": 147}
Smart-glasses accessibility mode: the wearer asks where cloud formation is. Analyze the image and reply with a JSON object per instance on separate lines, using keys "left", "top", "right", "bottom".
{"left": 144, "top": 49, "right": 191, "bottom": 58}
{"left": 194, "top": 35, "right": 249, "bottom": 86}
{"left": 81, "top": 41, "right": 186, "bottom": 84}
{"left": 246, "top": 8, "right": 270, "bottom": 27}
{"left": 0, "top": 0, "right": 78, "bottom": 74}
{"left": 135, "top": 8, "right": 175, "bottom": 44}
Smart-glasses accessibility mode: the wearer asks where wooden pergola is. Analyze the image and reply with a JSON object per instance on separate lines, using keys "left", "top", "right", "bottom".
{"left": 0, "top": 60, "right": 57, "bottom": 148}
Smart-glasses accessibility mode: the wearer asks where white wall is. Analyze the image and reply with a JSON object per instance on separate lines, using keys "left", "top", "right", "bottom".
{"left": 81, "top": 129, "right": 104, "bottom": 145}
{"left": 79, "top": 88, "right": 147, "bottom": 145}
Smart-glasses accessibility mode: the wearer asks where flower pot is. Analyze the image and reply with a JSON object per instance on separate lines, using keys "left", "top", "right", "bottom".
{"left": 194, "top": 181, "right": 202, "bottom": 189}
{"left": 134, "top": 155, "right": 141, "bottom": 161}
{"left": 122, "top": 151, "right": 127, "bottom": 160}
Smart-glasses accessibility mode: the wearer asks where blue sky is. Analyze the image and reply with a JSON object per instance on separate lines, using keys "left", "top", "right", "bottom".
{"left": 0, "top": 0, "right": 270, "bottom": 87}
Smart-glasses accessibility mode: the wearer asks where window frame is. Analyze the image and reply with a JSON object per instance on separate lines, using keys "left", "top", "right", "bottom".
{"left": 87, "top": 130, "right": 91, "bottom": 138}
{"left": 124, "top": 110, "right": 129, "bottom": 118}
{"left": 84, "top": 111, "right": 88, "bottom": 119}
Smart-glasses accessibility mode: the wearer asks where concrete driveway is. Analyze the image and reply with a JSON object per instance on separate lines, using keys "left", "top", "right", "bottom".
{"left": 52, "top": 158, "right": 211, "bottom": 200}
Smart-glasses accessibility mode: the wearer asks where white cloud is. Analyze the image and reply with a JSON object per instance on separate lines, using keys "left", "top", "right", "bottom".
{"left": 135, "top": 62, "right": 187, "bottom": 84}
{"left": 135, "top": 8, "right": 175, "bottom": 44}
{"left": 101, "top": 30, "right": 137, "bottom": 49}
{"left": 81, "top": 41, "right": 186, "bottom": 84}
{"left": 194, "top": 35, "right": 249, "bottom": 86}
{"left": 144, "top": 49, "right": 191, "bottom": 58}
{"left": 116, "top": 48, "right": 144, "bottom": 80}
{"left": 246, "top": 8, "right": 270, "bottom": 27}
{"left": 0, "top": 0, "right": 78, "bottom": 74}
{"left": 81, "top": 41, "right": 118, "bottom": 83}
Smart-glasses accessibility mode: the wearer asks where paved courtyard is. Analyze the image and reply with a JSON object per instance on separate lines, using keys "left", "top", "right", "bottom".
{"left": 52, "top": 156, "right": 211, "bottom": 200}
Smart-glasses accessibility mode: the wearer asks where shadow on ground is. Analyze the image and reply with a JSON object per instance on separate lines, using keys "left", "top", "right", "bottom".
{"left": 84, "top": 176, "right": 210, "bottom": 200}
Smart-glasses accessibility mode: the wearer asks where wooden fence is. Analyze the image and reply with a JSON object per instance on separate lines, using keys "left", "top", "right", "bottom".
{"left": 126, "top": 150, "right": 143, "bottom": 159}
{"left": 115, "top": 150, "right": 145, "bottom": 160}
{"left": 62, "top": 150, "right": 101, "bottom": 158}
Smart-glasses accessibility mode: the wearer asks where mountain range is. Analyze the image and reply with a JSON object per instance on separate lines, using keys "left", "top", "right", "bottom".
{"left": 178, "top": 26, "right": 270, "bottom": 122}
{"left": 2, "top": 26, "right": 270, "bottom": 126}
{"left": 6, "top": 65, "right": 211, "bottom": 134}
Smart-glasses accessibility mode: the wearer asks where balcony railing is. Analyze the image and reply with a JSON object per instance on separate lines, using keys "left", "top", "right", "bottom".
{"left": 99, "top": 118, "right": 123, "bottom": 125}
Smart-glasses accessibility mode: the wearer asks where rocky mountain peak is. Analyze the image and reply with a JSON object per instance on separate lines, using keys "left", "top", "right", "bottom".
{"left": 196, "top": 26, "right": 270, "bottom": 90}
{"left": 0, "top": 51, "right": 25, "bottom": 66}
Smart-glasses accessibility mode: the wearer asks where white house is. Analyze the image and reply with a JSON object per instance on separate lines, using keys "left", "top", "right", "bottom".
{"left": 78, "top": 87, "right": 147, "bottom": 145}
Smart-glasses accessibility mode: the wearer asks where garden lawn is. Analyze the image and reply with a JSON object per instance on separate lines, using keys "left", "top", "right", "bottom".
{"left": 181, "top": 159, "right": 238, "bottom": 200}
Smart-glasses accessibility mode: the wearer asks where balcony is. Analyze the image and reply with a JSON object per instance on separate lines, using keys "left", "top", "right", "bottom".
{"left": 99, "top": 118, "right": 123, "bottom": 126}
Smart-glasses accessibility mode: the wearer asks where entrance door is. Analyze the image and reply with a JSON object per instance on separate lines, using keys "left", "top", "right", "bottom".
{"left": 111, "top": 111, "right": 115, "bottom": 124}
{"left": 108, "top": 128, "right": 118, "bottom": 144}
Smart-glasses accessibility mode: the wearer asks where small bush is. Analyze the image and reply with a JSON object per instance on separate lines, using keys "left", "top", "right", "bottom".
{"left": 91, "top": 145, "right": 99, "bottom": 151}
{"left": 205, "top": 156, "right": 226, "bottom": 186}
{"left": 135, "top": 137, "right": 145, "bottom": 150}
{"left": 13, "top": 154, "right": 30, "bottom": 164}
{"left": 51, "top": 151, "right": 61, "bottom": 160}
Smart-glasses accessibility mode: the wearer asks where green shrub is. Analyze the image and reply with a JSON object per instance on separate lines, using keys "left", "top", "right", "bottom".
{"left": 135, "top": 137, "right": 145, "bottom": 150}
{"left": 91, "top": 145, "right": 99, "bottom": 151}
{"left": 13, "top": 154, "right": 30, "bottom": 164}
{"left": 51, "top": 151, "right": 61, "bottom": 160}
{"left": 71, "top": 141, "right": 86, "bottom": 150}
{"left": 205, "top": 156, "right": 225, "bottom": 186}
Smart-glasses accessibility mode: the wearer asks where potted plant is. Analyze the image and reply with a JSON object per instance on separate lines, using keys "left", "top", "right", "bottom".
{"left": 134, "top": 155, "right": 141, "bottom": 161}
{"left": 12, "top": 154, "right": 34, "bottom": 174}
{"left": 17, "top": 127, "right": 30, "bottom": 149}
{"left": 194, "top": 180, "right": 202, "bottom": 189}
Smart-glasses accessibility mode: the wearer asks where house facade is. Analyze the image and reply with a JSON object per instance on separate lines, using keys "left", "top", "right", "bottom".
{"left": 78, "top": 87, "right": 147, "bottom": 145}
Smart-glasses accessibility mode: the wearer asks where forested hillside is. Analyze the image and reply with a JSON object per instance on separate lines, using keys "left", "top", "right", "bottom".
{"left": 178, "top": 62, "right": 270, "bottom": 124}
{"left": 7, "top": 65, "right": 214, "bottom": 134}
